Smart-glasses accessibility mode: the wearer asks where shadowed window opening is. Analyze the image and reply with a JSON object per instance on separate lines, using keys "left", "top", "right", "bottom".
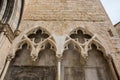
{"left": 85, "top": 44, "right": 115, "bottom": 80}
{"left": 4, "top": 42, "right": 57, "bottom": 80}
{"left": 62, "top": 42, "right": 83, "bottom": 80}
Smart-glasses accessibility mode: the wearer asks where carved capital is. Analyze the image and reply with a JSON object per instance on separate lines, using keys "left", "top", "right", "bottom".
{"left": 14, "top": 30, "right": 21, "bottom": 37}
{"left": 56, "top": 54, "right": 63, "bottom": 62}
{"left": 31, "top": 49, "right": 38, "bottom": 61}
{"left": 7, "top": 55, "right": 13, "bottom": 61}
{"left": 31, "top": 54, "right": 38, "bottom": 61}
{"left": 106, "top": 53, "right": 113, "bottom": 62}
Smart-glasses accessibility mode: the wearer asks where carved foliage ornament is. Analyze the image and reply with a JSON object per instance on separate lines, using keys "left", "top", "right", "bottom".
{"left": 8, "top": 27, "right": 110, "bottom": 63}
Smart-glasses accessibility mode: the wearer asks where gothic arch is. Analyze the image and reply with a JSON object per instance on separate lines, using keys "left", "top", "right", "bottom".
{"left": 60, "top": 27, "right": 118, "bottom": 80}
{"left": 69, "top": 27, "right": 93, "bottom": 39}
{"left": 68, "top": 27, "right": 111, "bottom": 58}
{"left": 85, "top": 39, "right": 108, "bottom": 58}
{"left": 9, "top": 26, "right": 56, "bottom": 59}
{"left": 84, "top": 43, "right": 114, "bottom": 80}
{"left": 0, "top": 26, "right": 57, "bottom": 80}
{"left": 64, "top": 39, "right": 87, "bottom": 65}
{"left": 60, "top": 27, "right": 113, "bottom": 67}
{"left": 0, "top": 26, "right": 118, "bottom": 80}
{"left": 64, "top": 39, "right": 82, "bottom": 53}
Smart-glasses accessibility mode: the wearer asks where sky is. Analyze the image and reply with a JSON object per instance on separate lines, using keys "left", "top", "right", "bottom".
{"left": 101, "top": 0, "right": 120, "bottom": 25}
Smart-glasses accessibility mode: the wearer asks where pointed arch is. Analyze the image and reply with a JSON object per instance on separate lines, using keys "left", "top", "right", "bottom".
{"left": 84, "top": 43, "right": 117, "bottom": 80}
{"left": 62, "top": 40, "right": 84, "bottom": 80}
{"left": 61, "top": 27, "right": 118, "bottom": 80}
{"left": 69, "top": 27, "right": 93, "bottom": 37}
{"left": 68, "top": 27, "right": 112, "bottom": 58}
{"left": 9, "top": 26, "right": 56, "bottom": 59}
{"left": 2, "top": 26, "right": 57, "bottom": 80}
{"left": 85, "top": 39, "right": 109, "bottom": 59}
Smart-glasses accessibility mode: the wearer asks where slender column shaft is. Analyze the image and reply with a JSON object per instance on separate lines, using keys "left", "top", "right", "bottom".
{"left": 58, "top": 61, "right": 61, "bottom": 80}
{"left": 0, "top": 60, "right": 10, "bottom": 80}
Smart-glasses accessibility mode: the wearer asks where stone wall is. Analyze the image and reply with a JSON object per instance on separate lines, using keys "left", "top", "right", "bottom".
{"left": 115, "top": 22, "right": 120, "bottom": 36}
{"left": 18, "top": 0, "right": 120, "bottom": 78}
{"left": 23, "top": 0, "right": 108, "bottom": 21}
{"left": 0, "top": 0, "right": 120, "bottom": 79}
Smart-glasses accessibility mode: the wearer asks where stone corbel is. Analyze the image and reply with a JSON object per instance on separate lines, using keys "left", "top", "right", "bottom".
{"left": 105, "top": 53, "right": 113, "bottom": 62}
{"left": 14, "top": 29, "right": 21, "bottom": 37}
{"left": 80, "top": 51, "right": 89, "bottom": 65}
{"left": 30, "top": 48, "right": 38, "bottom": 61}
{"left": 1, "top": 24, "right": 14, "bottom": 43}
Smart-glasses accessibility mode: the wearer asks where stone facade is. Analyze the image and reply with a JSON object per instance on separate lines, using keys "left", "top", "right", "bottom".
{"left": 0, "top": 0, "right": 120, "bottom": 80}
{"left": 115, "top": 22, "right": 120, "bottom": 36}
